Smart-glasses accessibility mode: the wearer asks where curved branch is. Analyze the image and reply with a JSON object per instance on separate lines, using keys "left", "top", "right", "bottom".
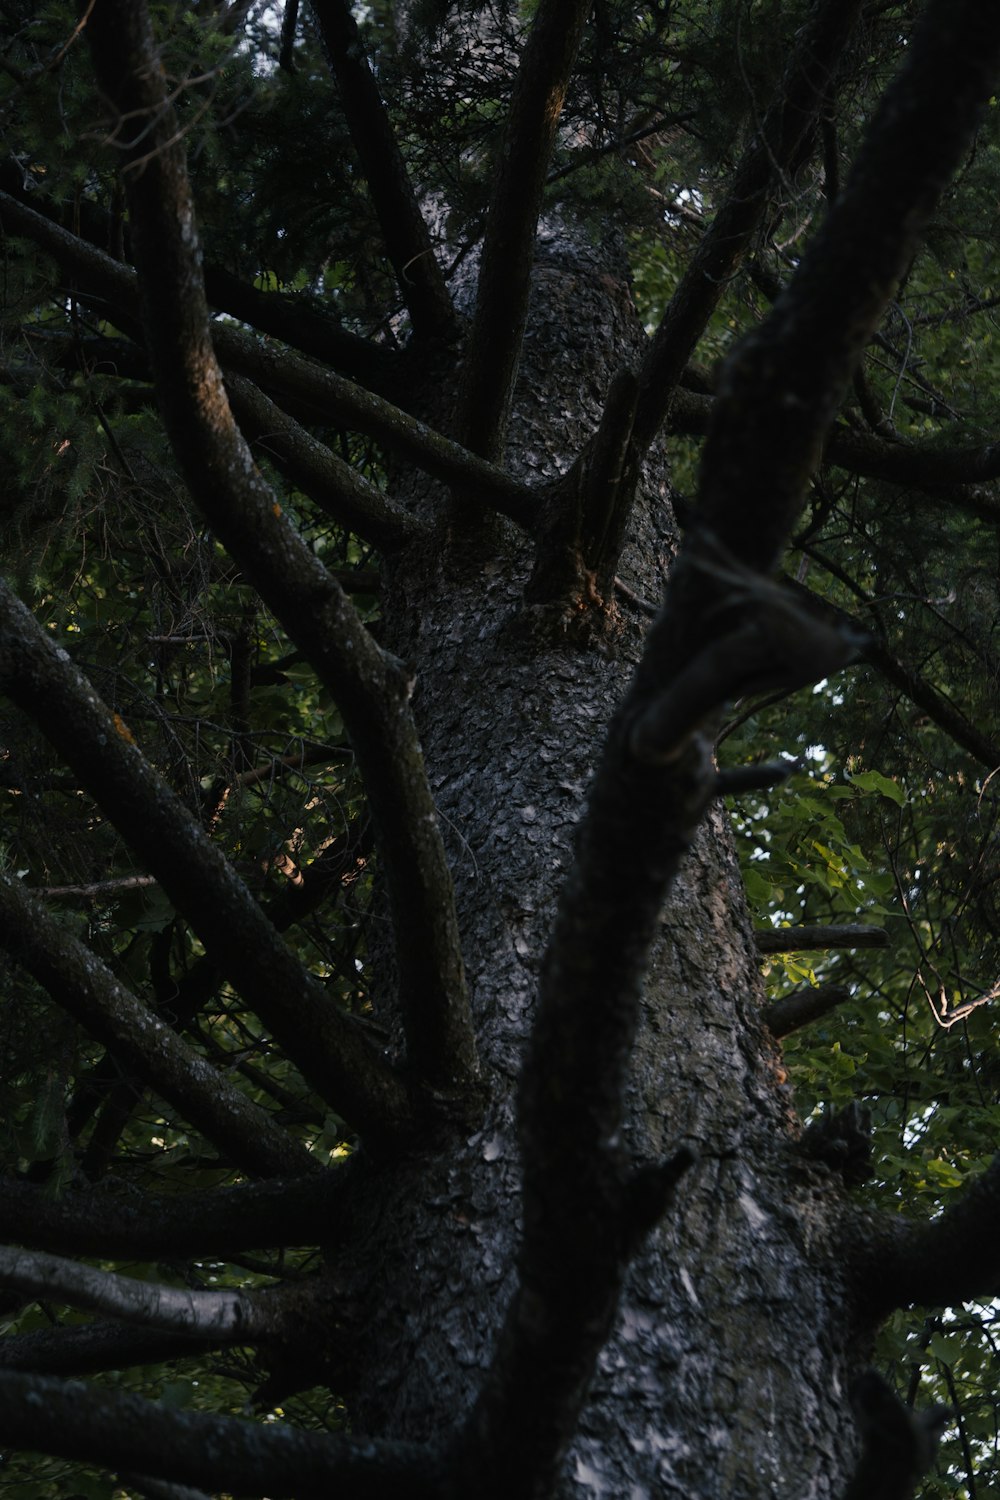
{"left": 0, "top": 873, "right": 315, "bottom": 1180}
{"left": 309, "top": 0, "right": 457, "bottom": 340}
{"left": 0, "top": 582, "right": 415, "bottom": 1148}
{"left": 458, "top": 0, "right": 592, "bottom": 461}
{"left": 83, "top": 0, "right": 480, "bottom": 1104}
{"left": 632, "top": 0, "right": 866, "bottom": 455}
{"left": 0, "top": 1169, "right": 349, "bottom": 1261}
{"left": 0, "top": 1371, "right": 444, "bottom": 1499}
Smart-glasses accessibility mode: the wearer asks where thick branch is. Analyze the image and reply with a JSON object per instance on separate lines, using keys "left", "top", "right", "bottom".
{"left": 0, "top": 1247, "right": 273, "bottom": 1340}
{"left": 0, "top": 1323, "right": 218, "bottom": 1378}
{"left": 0, "top": 1326, "right": 215, "bottom": 1380}
{"left": 632, "top": 0, "right": 865, "bottom": 455}
{"left": 669, "top": 386, "right": 1000, "bottom": 524}
{"left": 309, "top": 0, "right": 457, "bottom": 340}
{"left": 459, "top": 728, "right": 708, "bottom": 1494}
{"left": 697, "top": 0, "right": 1000, "bottom": 573}
{"left": 203, "top": 262, "right": 400, "bottom": 391}
{"left": 84, "top": 0, "right": 479, "bottom": 1103}
{"left": 755, "top": 924, "right": 888, "bottom": 953}
{"left": 852, "top": 1153, "right": 1000, "bottom": 1315}
{"left": 0, "top": 873, "right": 315, "bottom": 1180}
{"left": 0, "top": 1170, "right": 348, "bottom": 1261}
{"left": 842, "top": 1372, "right": 948, "bottom": 1500}
{"left": 763, "top": 984, "right": 852, "bottom": 1037}
{"left": 0, "top": 582, "right": 414, "bottom": 1148}
{"left": 458, "top": 0, "right": 592, "bottom": 461}
{"left": 0, "top": 1372, "right": 444, "bottom": 1499}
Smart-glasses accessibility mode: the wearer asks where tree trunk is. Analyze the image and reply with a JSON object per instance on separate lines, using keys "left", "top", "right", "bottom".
{"left": 341, "top": 224, "right": 865, "bottom": 1498}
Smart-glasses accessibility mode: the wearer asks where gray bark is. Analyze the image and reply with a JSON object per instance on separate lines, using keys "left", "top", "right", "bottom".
{"left": 340, "top": 222, "right": 865, "bottom": 1497}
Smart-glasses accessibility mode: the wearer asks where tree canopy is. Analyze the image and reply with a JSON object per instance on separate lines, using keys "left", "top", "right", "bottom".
{"left": 0, "top": 1, "right": 998, "bottom": 1496}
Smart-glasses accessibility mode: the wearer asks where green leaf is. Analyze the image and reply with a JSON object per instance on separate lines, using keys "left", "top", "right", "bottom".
{"left": 846, "top": 770, "right": 907, "bottom": 806}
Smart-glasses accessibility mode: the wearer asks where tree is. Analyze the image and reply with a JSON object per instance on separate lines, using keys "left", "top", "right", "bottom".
{"left": 0, "top": 0, "right": 998, "bottom": 1495}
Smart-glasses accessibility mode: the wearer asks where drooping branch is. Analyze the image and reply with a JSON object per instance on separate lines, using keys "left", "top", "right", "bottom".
{"left": 0, "top": 1169, "right": 349, "bottom": 1261}
{"left": 0, "top": 582, "right": 415, "bottom": 1148}
{"left": 83, "top": 0, "right": 480, "bottom": 1105}
{"left": 0, "top": 1371, "right": 445, "bottom": 1500}
{"left": 0, "top": 872, "right": 316, "bottom": 1180}
{"left": 308, "top": 0, "right": 458, "bottom": 341}
{"left": 458, "top": 0, "right": 593, "bottom": 461}
{"left": 631, "top": 0, "right": 866, "bottom": 456}
{"left": 0, "top": 192, "right": 539, "bottom": 527}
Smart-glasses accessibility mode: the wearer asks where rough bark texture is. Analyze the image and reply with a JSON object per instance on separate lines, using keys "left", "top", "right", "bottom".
{"left": 3, "top": 0, "right": 998, "bottom": 1493}
{"left": 335, "top": 224, "right": 865, "bottom": 1497}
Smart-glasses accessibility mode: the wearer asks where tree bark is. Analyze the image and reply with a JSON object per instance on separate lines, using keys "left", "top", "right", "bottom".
{"left": 335, "top": 224, "right": 864, "bottom": 1497}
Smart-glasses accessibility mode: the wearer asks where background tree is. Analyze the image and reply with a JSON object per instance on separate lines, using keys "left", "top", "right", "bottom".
{"left": 0, "top": 1, "right": 997, "bottom": 1496}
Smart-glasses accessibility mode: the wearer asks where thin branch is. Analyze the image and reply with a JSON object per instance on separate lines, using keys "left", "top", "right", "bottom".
{"left": 203, "top": 261, "right": 401, "bottom": 391}
{"left": 224, "top": 371, "right": 425, "bottom": 551}
{"left": 755, "top": 924, "right": 888, "bottom": 953}
{"left": 0, "top": 582, "right": 415, "bottom": 1148}
{"left": 631, "top": 0, "right": 866, "bottom": 455}
{"left": 0, "top": 872, "right": 315, "bottom": 1179}
{"left": 458, "top": 0, "right": 593, "bottom": 461}
{"left": 33, "top": 873, "right": 159, "bottom": 900}
{"left": 546, "top": 112, "right": 696, "bottom": 186}
{"left": 0, "top": 192, "right": 539, "bottom": 527}
{"left": 0, "top": 1371, "right": 444, "bottom": 1499}
{"left": 83, "top": 0, "right": 480, "bottom": 1104}
{"left": 785, "top": 578, "right": 1000, "bottom": 770}
{"left": 309, "top": 0, "right": 458, "bottom": 340}
{"left": 696, "top": 0, "right": 1000, "bottom": 575}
